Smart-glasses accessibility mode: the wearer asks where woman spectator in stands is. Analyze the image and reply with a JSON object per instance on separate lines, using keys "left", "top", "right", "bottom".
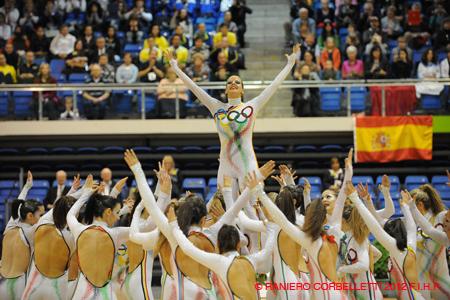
{"left": 0, "top": 13, "right": 11, "bottom": 48}
{"left": 381, "top": 6, "right": 403, "bottom": 40}
{"left": 342, "top": 45, "right": 364, "bottom": 79}
{"left": 298, "top": 50, "right": 320, "bottom": 74}
{"left": 30, "top": 26, "right": 50, "bottom": 59}
{"left": 222, "top": 11, "right": 238, "bottom": 33}
{"left": 186, "top": 53, "right": 210, "bottom": 83}
{"left": 0, "top": 53, "right": 16, "bottom": 83}
{"left": 336, "top": 0, "right": 358, "bottom": 28}
{"left": 188, "top": 37, "right": 210, "bottom": 64}
{"left": 440, "top": 47, "right": 450, "bottom": 78}
{"left": 60, "top": 96, "right": 80, "bottom": 120}
{"left": 162, "top": 154, "right": 181, "bottom": 198}
{"left": 170, "top": 9, "right": 193, "bottom": 42}
{"left": 33, "top": 63, "right": 60, "bottom": 120}
{"left": 321, "top": 60, "right": 338, "bottom": 80}
{"left": 320, "top": 37, "right": 341, "bottom": 71}
{"left": 116, "top": 52, "right": 139, "bottom": 83}
{"left": 86, "top": 1, "right": 105, "bottom": 32}
{"left": 105, "top": 26, "right": 122, "bottom": 58}
{"left": 42, "top": 0, "right": 63, "bottom": 35}
{"left": 150, "top": 24, "right": 169, "bottom": 51}
{"left": 415, "top": 48, "right": 444, "bottom": 100}
{"left": 80, "top": 25, "right": 95, "bottom": 51}
{"left": 193, "top": 23, "right": 212, "bottom": 47}
{"left": 317, "top": 19, "right": 339, "bottom": 50}
{"left": 324, "top": 157, "right": 344, "bottom": 189}
{"left": 172, "top": 25, "right": 189, "bottom": 48}
{"left": 316, "top": 0, "right": 334, "bottom": 26}
{"left": 65, "top": 40, "right": 89, "bottom": 75}
{"left": 124, "top": 0, "right": 152, "bottom": 29}
{"left": 364, "top": 33, "right": 388, "bottom": 58}
{"left": 126, "top": 16, "right": 143, "bottom": 44}
{"left": 18, "top": 0, "right": 39, "bottom": 35}
{"left": 167, "top": 34, "right": 189, "bottom": 69}
{"left": 365, "top": 45, "right": 389, "bottom": 79}
{"left": 392, "top": 49, "right": 413, "bottom": 79}
{"left": 292, "top": 64, "right": 320, "bottom": 117}
{"left": 156, "top": 66, "right": 188, "bottom": 118}
{"left": 8, "top": 25, "right": 29, "bottom": 56}
{"left": 107, "top": 0, "right": 128, "bottom": 30}
{"left": 140, "top": 37, "right": 162, "bottom": 63}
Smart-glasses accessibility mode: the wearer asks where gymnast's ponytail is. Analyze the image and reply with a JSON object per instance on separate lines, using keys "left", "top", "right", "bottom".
{"left": 53, "top": 196, "right": 77, "bottom": 230}
{"left": 302, "top": 199, "right": 327, "bottom": 241}
{"left": 83, "top": 193, "right": 120, "bottom": 224}
{"left": 176, "top": 195, "right": 207, "bottom": 236}
{"left": 275, "top": 187, "right": 297, "bottom": 224}
{"left": 420, "top": 184, "right": 445, "bottom": 215}
{"left": 11, "top": 199, "right": 25, "bottom": 220}
{"left": 11, "top": 199, "right": 42, "bottom": 221}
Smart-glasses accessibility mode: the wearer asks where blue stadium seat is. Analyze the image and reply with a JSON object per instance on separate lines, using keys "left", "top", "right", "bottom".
{"left": 182, "top": 178, "right": 207, "bottom": 196}
{"left": 205, "top": 190, "right": 216, "bottom": 202}
{"left": 208, "top": 177, "right": 217, "bottom": 188}
{"left": 26, "top": 147, "right": 48, "bottom": 155}
{"left": 50, "top": 147, "right": 75, "bottom": 154}
{"left": 52, "top": 179, "right": 75, "bottom": 188}
{"left": 379, "top": 190, "right": 401, "bottom": 202}
{"left": 27, "top": 180, "right": 50, "bottom": 202}
{"left": 181, "top": 146, "right": 203, "bottom": 153}
{"left": 437, "top": 51, "right": 446, "bottom": 62}
{"left": 319, "top": 87, "right": 341, "bottom": 112}
{"left": 68, "top": 73, "right": 88, "bottom": 83}
{"left": 405, "top": 175, "right": 429, "bottom": 191}
{"left": 294, "top": 145, "right": 317, "bottom": 152}
{"left": 77, "top": 147, "right": 99, "bottom": 154}
{"left": 345, "top": 87, "right": 367, "bottom": 112}
{"left": 13, "top": 91, "right": 33, "bottom": 118}
{"left": 200, "top": 3, "right": 214, "bottom": 15}
{"left": 102, "top": 146, "right": 125, "bottom": 153}
{"left": 112, "top": 90, "right": 133, "bottom": 114}
{"left": 0, "top": 91, "right": 8, "bottom": 117}
{"left": 155, "top": 146, "right": 178, "bottom": 153}
{"left": 412, "top": 49, "right": 425, "bottom": 65}
{"left": 50, "top": 59, "right": 66, "bottom": 77}
{"left": 262, "top": 145, "right": 287, "bottom": 153}
{"left": 432, "top": 176, "right": 448, "bottom": 190}
{"left": 338, "top": 28, "right": 348, "bottom": 37}
{"left": 387, "top": 39, "right": 398, "bottom": 51}
{"left": 421, "top": 94, "right": 441, "bottom": 110}
{"left": 298, "top": 177, "right": 322, "bottom": 193}
{"left": 376, "top": 175, "right": 400, "bottom": 192}
{"left": 0, "top": 148, "right": 19, "bottom": 155}
{"left": 0, "top": 180, "right": 19, "bottom": 203}
{"left": 124, "top": 44, "right": 142, "bottom": 55}
{"left": 352, "top": 176, "right": 374, "bottom": 190}
{"left": 137, "top": 93, "right": 157, "bottom": 113}
{"left": 205, "top": 145, "right": 220, "bottom": 153}
{"left": 320, "top": 145, "right": 343, "bottom": 152}
{"left": 310, "top": 191, "right": 322, "bottom": 200}
{"left": 132, "top": 146, "right": 152, "bottom": 153}
{"left": 131, "top": 178, "right": 155, "bottom": 188}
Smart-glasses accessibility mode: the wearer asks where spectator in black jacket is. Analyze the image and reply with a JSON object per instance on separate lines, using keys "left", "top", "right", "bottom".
{"left": 30, "top": 26, "right": 50, "bottom": 59}
{"left": 43, "top": 170, "right": 70, "bottom": 210}
{"left": 229, "top": 0, "right": 252, "bottom": 48}
{"left": 391, "top": 49, "right": 413, "bottom": 79}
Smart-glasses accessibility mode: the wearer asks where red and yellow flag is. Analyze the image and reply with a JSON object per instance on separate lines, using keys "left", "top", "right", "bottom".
{"left": 354, "top": 116, "right": 432, "bottom": 163}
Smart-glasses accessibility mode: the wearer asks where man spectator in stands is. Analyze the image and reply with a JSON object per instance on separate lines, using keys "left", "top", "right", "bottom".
{"left": 98, "top": 54, "right": 115, "bottom": 83}
{"left": 100, "top": 167, "right": 114, "bottom": 196}
{"left": 81, "top": 25, "right": 96, "bottom": 51}
{"left": 292, "top": 64, "right": 320, "bottom": 117}
{"left": 126, "top": 16, "right": 144, "bottom": 44}
{"left": 116, "top": 52, "right": 139, "bottom": 83}
{"left": 0, "top": 13, "right": 11, "bottom": 47}
{"left": 381, "top": 6, "right": 403, "bottom": 40}
{"left": 316, "top": 0, "right": 334, "bottom": 26}
{"left": 229, "top": 0, "right": 252, "bottom": 48}
{"left": 82, "top": 64, "right": 110, "bottom": 119}
{"left": 43, "top": 170, "right": 70, "bottom": 210}
{"left": 18, "top": 51, "right": 38, "bottom": 83}
{"left": 320, "top": 37, "right": 341, "bottom": 71}
{"left": 194, "top": 23, "right": 212, "bottom": 46}
{"left": 222, "top": 11, "right": 238, "bottom": 33}
{"left": 434, "top": 17, "right": 450, "bottom": 51}
{"left": 188, "top": 37, "right": 210, "bottom": 64}
{"left": 363, "top": 16, "right": 384, "bottom": 45}
{"left": 124, "top": 0, "right": 152, "bottom": 27}
{"left": 138, "top": 48, "right": 165, "bottom": 83}
{"left": 0, "top": 0, "right": 19, "bottom": 29}
{"left": 336, "top": 0, "right": 358, "bottom": 28}
{"left": 50, "top": 24, "right": 76, "bottom": 59}
{"left": 213, "top": 23, "right": 237, "bottom": 48}
{"left": 358, "top": 2, "right": 378, "bottom": 31}
{"left": 323, "top": 157, "right": 344, "bottom": 189}
{"left": 300, "top": 33, "right": 320, "bottom": 61}
{"left": 364, "top": 33, "right": 388, "bottom": 57}
{"left": 30, "top": 26, "right": 49, "bottom": 59}
{"left": 89, "top": 36, "right": 114, "bottom": 64}
{"left": 210, "top": 37, "right": 238, "bottom": 69}
{"left": 292, "top": 7, "right": 316, "bottom": 42}
{"left": 168, "top": 34, "right": 188, "bottom": 69}
{"left": 391, "top": 36, "right": 413, "bottom": 61}
{"left": 0, "top": 53, "right": 16, "bottom": 83}
{"left": 4, "top": 43, "right": 19, "bottom": 69}
{"left": 19, "top": 1, "right": 39, "bottom": 35}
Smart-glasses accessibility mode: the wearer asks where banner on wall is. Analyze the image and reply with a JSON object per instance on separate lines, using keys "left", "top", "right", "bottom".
{"left": 354, "top": 116, "right": 433, "bottom": 163}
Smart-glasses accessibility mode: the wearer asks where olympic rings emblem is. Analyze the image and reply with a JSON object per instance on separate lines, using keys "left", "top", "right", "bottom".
{"left": 214, "top": 105, "right": 254, "bottom": 125}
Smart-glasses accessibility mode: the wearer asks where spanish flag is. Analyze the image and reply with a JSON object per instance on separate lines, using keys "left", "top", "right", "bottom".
{"left": 354, "top": 116, "right": 432, "bottom": 163}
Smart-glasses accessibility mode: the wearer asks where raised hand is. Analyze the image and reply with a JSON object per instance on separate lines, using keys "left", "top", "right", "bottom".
{"left": 287, "top": 43, "right": 300, "bottom": 59}
{"left": 344, "top": 181, "right": 356, "bottom": 196}
{"left": 25, "top": 170, "right": 33, "bottom": 188}
{"left": 124, "top": 149, "right": 140, "bottom": 169}
{"left": 153, "top": 161, "right": 164, "bottom": 180}
{"left": 160, "top": 170, "right": 172, "bottom": 195}
{"left": 84, "top": 174, "right": 98, "bottom": 191}
{"left": 357, "top": 182, "right": 369, "bottom": 199}
{"left": 167, "top": 205, "right": 177, "bottom": 222}
{"left": 345, "top": 148, "right": 353, "bottom": 169}
{"left": 209, "top": 199, "right": 225, "bottom": 220}
{"left": 246, "top": 171, "right": 260, "bottom": 190}
{"left": 123, "top": 197, "right": 135, "bottom": 211}
{"left": 163, "top": 49, "right": 175, "bottom": 61}
{"left": 379, "top": 174, "right": 390, "bottom": 190}
{"left": 97, "top": 182, "right": 106, "bottom": 194}
{"left": 259, "top": 160, "right": 276, "bottom": 180}
{"left": 400, "top": 190, "right": 413, "bottom": 206}
{"left": 301, "top": 177, "right": 311, "bottom": 193}
{"left": 72, "top": 173, "right": 81, "bottom": 190}
{"left": 113, "top": 177, "right": 129, "bottom": 193}
{"left": 271, "top": 175, "right": 286, "bottom": 187}
{"left": 279, "top": 165, "right": 298, "bottom": 181}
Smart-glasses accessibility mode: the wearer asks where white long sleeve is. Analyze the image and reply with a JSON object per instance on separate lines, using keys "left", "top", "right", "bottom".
{"left": 400, "top": 203, "right": 417, "bottom": 251}
{"left": 169, "top": 58, "right": 222, "bottom": 113}
{"left": 329, "top": 163, "right": 353, "bottom": 227}
{"left": 378, "top": 186, "right": 395, "bottom": 220}
{"left": 338, "top": 239, "right": 370, "bottom": 274}
{"left": 408, "top": 203, "right": 449, "bottom": 247}
{"left": 248, "top": 222, "right": 278, "bottom": 273}
{"left": 237, "top": 211, "right": 265, "bottom": 232}
{"left": 18, "top": 179, "right": 33, "bottom": 200}
{"left": 129, "top": 203, "right": 160, "bottom": 250}
{"left": 66, "top": 189, "right": 94, "bottom": 241}
{"left": 248, "top": 53, "right": 296, "bottom": 112}
{"left": 364, "top": 195, "right": 386, "bottom": 226}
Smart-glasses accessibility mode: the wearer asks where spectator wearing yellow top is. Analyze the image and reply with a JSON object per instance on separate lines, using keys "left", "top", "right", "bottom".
{"left": 0, "top": 53, "right": 16, "bottom": 83}
{"left": 150, "top": 24, "right": 169, "bottom": 51}
{"left": 213, "top": 23, "right": 237, "bottom": 48}
{"left": 166, "top": 35, "right": 188, "bottom": 69}
{"left": 139, "top": 36, "right": 162, "bottom": 63}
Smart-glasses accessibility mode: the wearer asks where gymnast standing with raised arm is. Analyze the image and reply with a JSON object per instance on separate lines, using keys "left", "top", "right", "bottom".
{"left": 164, "top": 44, "right": 300, "bottom": 191}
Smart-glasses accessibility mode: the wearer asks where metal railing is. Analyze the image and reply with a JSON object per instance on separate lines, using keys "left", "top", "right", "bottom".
{"left": 1, "top": 78, "right": 449, "bottom": 120}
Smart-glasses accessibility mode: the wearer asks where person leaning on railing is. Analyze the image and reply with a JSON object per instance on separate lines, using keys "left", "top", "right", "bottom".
{"left": 156, "top": 66, "right": 188, "bottom": 119}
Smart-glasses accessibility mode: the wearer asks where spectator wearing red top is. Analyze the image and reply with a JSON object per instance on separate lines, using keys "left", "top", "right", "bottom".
{"left": 33, "top": 63, "right": 60, "bottom": 120}
{"left": 320, "top": 37, "right": 341, "bottom": 71}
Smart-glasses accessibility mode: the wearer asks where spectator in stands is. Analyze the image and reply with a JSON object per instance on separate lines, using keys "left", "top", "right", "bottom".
{"left": 222, "top": 11, "right": 238, "bottom": 33}
{"left": 33, "top": 63, "right": 60, "bottom": 120}
{"left": 100, "top": 167, "right": 114, "bottom": 196}
{"left": 298, "top": 50, "right": 320, "bottom": 74}
{"left": 391, "top": 36, "right": 413, "bottom": 61}
{"left": 105, "top": 26, "right": 122, "bottom": 58}
{"left": 8, "top": 25, "right": 29, "bottom": 56}
{"left": 428, "top": 4, "right": 448, "bottom": 32}
{"left": 292, "top": 64, "right": 320, "bottom": 117}
{"left": 434, "top": 18, "right": 450, "bottom": 51}
{"left": 211, "top": 51, "right": 237, "bottom": 81}
{"left": 406, "top": 2, "right": 425, "bottom": 32}
{"left": 365, "top": 45, "right": 389, "bottom": 79}
{"left": 300, "top": 33, "right": 320, "bottom": 62}
{"left": 140, "top": 37, "right": 162, "bottom": 63}
{"left": 98, "top": 54, "right": 115, "bottom": 83}
{"left": 4, "top": 43, "right": 19, "bottom": 69}
{"left": 107, "top": 0, "right": 128, "bottom": 30}
{"left": 358, "top": 2, "right": 378, "bottom": 31}
{"left": 381, "top": 6, "right": 403, "bottom": 40}
{"left": 364, "top": 33, "right": 388, "bottom": 57}
{"left": 86, "top": 1, "right": 105, "bottom": 32}
{"left": 221, "top": 0, "right": 233, "bottom": 12}
{"left": 293, "top": 7, "right": 316, "bottom": 42}
{"left": 60, "top": 96, "right": 80, "bottom": 120}
{"left": 318, "top": 19, "right": 339, "bottom": 50}
{"left": 18, "top": 1, "right": 39, "bottom": 35}
{"left": 214, "top": 23, "right": 237, "bottom": 48}
{"left": 341, "top": 34, "right": 361, "bottom": 60}
{"left": 342, "top": 46, "right": 364, "bottom": 79}
{"left": 210, "top": 37, "right": 238, "bottom": 69}
{"left": 0, "top": 13, "right": 11, "bottom": 47}
{"left": 61, "top": 0, "right": 87, "bottom": 14}
{"left": 30, "top": 26, "right": 49, "bottom": 59}
{"left": 50, "top": 24, "right": 76, "bottom": 59}
{"left": 316, "top": 0, "right": 334, "bottom": 26}
{"left": 162, "top": 154, "right": 182, "bottom": 198}
{"left": 297, "top": 22, "right": 311, "bottom": 44}
{"left": 362, "top": 16, "right": 384, "bottom": 46}
{"left": 321, "top": 60, "right": 338, "bottom": 80}
{"left": 323, "top": 157, "right": 344, "bottom": 189}
{"left": 168, "top": 34, "right": 188, "bottom": 69}
{"left": 320, "top": 37, "right": 341, "bottom": 71}
{"left": 126, "top": 16, "right": 144, "bottom": 44}
{"left": 440, "top": 47, "right": 450, "bottom": 78}
{"left": 124, "top": 0, "right": 152, "bottom": 28}
{"left": 43, "top": 170, "right": 69, "bottom": 210}
{"left": 138, "top": 48, "right": 165, "bottom": 83}
{"left": 194, "top": 23, "right": 212, "bottom": 47}
{"left": 0, "top": 53, "right": 16, "bottom": 83}
{"left": 417, "top": 49, "right": 440, "bottom": 79}
{"left": 229, "top": 0, "right": 252, "bottom": 48}
{"left": 116, "top": 52, "right": 138, "bottom": 83}
{"left": 42, "top": 0, "right": 63, "bottom": 36}
{"left": 89, "top": 36, "right": 114, "bottom": 64}
{"left": 188, "top": 37, "right": 210, "bottom": 64}
{"left": 65, "top": 40, "right": 89, "bottom": 74}
{"left": 289, "top": 0, "right": 310, "bottom": 20}
{"left": 156, "top": 66, "right": 188, "bottom": 118}
{"left": 18, "top": 51, "right": 38, "bottom": 83}
{"left": 392, "top": 49, "right": 413, "bottom": 79}
{"left": 186, "top": 53, "right": 210, "bottom": 82}
{"left": 82, "top": 64, "right": 110, "bottom": 119}
{"left": 150, "top": 24, "right": 169, "bottom": 51}
{"left": 336, "top": 0, "right": 358, "bottom": 28}
{"left": 81, "top": 25, "right": 96, "bottom": 51}
{"left": 170, "top": 9, "right": 193, "bottom": 40}
{"left": 0, "top": 0, "right": 19, "bottom": 29}
{"left": 172, "top": 25, "right": 189, "bottom": 48}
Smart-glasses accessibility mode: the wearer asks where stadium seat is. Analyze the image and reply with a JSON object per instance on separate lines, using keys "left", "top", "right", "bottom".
{"left": 181, "top": 146, "right": 203, "bottom": 153}
{"left": 26, "top": 147, "right": 48, "bottom": 155}
{"left": 208, "top": 177, "right": 217, "bottom": 188}
{"left": 68, "top": 73, "right": 88, "bottom": 83}
{"left": 298, "top": 177, "right": 322, "bottom": 193}
{"left": 132, "top": 146, "right": 152, "bottom": 153}
{"left": 50, "top": 59, "right": 66, "bottom": 77}
{"left": 352, "top": 176, "right": 374, "bottom": 190}
{"left": 124, "top": 44, "right": 142, "bottom": 55}
{"left": 319, "top": 87, "right": 341, "bottom": 112}
{"left": 0, "top": 92, "right": 8, "bottom": 117}
{"left": 112, "top": 90, "right": 133, "bottom": 114}
{"left": 131, "top": 178, "right": 155, "bottom": 188}
{"left": 405, "top": 175, "right": 429, "bottom": 191}
{"left": 0, "top": 148, "right": 19, "bottom": 155}
{"left": 262, "top": 145, "right": 287, "bottom": 153}
{"left": 27, "top": 180, "right": 50, "bottom": 202}
{"left": 205, "top": 145, "right": 220, "bottom": 153}
{"left": 137, "top": 93, "right": 157, "bottom": 114}
{"left": 102, "top": 146, "right": 125, "bottom": 154}
{"left": 376, "top": 175, "right": 400, "bottom": 192}
{"left": 412, "top": 49, "right": 425, "bottom": 65}
{"left": 0, "top": 180, "right": 19, "bottom": 203}
{"left": 50, "top": 147, "right": 75, "bottom": 154}
{"left": 155, "top": 146, "right": 178, "bottom": 153}
{"left": 294, "top": 145, "right": 317, "bottom": 152}
{"left": 420, "top": 94, "right": 441, "bottom": 110}
{"left": 13, "top": 91, "right": 34, "bottom": 118}
{"left": 431, "top": 176, "right": 448, "bottom": 190}
{"left": 437, "top": 51, "right": 446, "bottom": 62}
{"left": 182, "top": 178, "right": 207, "bottom": 196}
{"left": 77, "top": 147, "right": 99, "bottom": 154}
{"left": 379, "top": 190, "right": 401, "bottom": 202}
{"left": 344, "top": 87, "right": 367, "bottom": 112}
{"left": 320, "top": 145, "right": 343, "bottom": 152}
